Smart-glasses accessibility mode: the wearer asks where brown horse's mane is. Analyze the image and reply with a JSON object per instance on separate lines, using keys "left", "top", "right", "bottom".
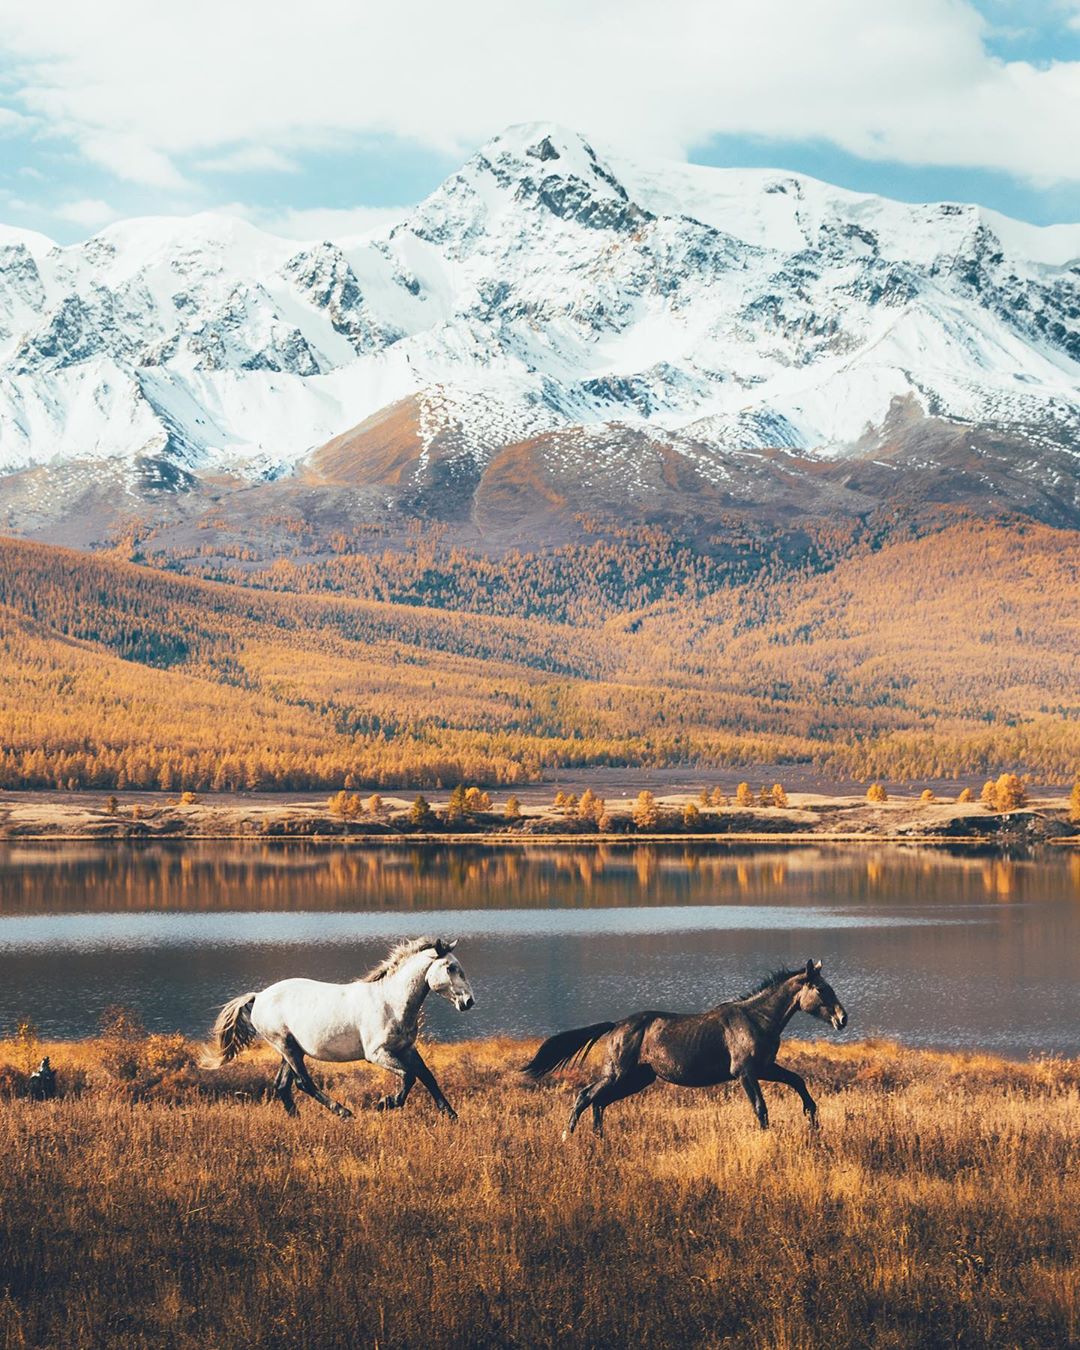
{"left": 358, "top": 936, "right": 453, "bottom": 983}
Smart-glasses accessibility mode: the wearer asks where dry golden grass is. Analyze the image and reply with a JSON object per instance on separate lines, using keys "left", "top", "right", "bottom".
{"left": 2, "top": 1036, "right": 1080, "bottom": 1348}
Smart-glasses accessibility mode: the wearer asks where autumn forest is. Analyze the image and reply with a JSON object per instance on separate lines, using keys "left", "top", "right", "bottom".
{"left": 0, "top": 510, "right": 1077, "bottom": 791}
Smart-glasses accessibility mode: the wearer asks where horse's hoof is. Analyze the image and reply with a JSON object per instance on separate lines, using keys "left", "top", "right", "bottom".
{"left": 440, "top": 1106, "right": 458, "bottom": 1121}
{"left": 561, "top": 1128, "right": 570, "bottom": 1142}
{"left": 337, "top": 1106, "right": 354, "bottom": 1120}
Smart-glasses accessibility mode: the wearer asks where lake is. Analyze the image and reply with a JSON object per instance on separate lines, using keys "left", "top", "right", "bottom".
{"left": 0, "top": 842, "right": 1077, "bottom": 1056}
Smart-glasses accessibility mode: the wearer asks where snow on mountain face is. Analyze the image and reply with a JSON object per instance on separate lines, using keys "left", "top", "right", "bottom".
{"left": 1, "top": 122, "right": 1079, "bottom": 485}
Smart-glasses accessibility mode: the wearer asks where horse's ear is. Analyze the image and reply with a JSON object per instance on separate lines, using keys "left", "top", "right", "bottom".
{"left": 447, "top": 938, "right": 458, "bottom": 950}
{"left": 813, "top": 959, "right": 822, "bottom": 972}
{"left": 805, "top": 959, "right": 817, "bottom": 981}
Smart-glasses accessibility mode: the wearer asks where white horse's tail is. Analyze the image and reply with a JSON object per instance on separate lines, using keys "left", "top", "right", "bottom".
{"left": 202, "top": 992, "right": 258, "bottom": 1068}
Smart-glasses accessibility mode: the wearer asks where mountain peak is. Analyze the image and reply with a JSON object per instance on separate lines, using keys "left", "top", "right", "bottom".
{"left": 1, "top": 124, "right": 1079, "bottom": 525}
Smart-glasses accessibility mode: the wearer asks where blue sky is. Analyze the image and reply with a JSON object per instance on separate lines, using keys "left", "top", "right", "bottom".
{"left": 2, "top": 0, "right": 1080, "bottom": 242}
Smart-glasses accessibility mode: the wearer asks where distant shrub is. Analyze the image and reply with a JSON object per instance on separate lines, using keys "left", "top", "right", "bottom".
{"left": 981, "top": 773, "right": 1029, "bottom": 813}
{"left": 578, "top": 789, "right": 605, "bottom": 824}
{"left": 1071, "top": 783, "right": 1080, "bottom": 825}
{"left": 771, "top": 783, "right": 788, "bottom": 808}
{"left": 957, "top": 787, "right": 973, "bottom": 803}
{"left": 0, "top": 1064, "right": 28, "bottom": 1099}
{"left": 504, "top": 795, "right": 522, "bottom": 821}
{"left": 735, "top": 782, "right": 754, "bottom": 807}
{"left": 99, "top": 1005, "right": 146, "bottom": 1082}
{"left": 463, "top": 787, "right": 492, "bottom": 815}
{"left": 328, "top": 790, "right": 362, "bottom": 819}
{"left": 920, "top": 789, "right": 936, "bottom": 804}
{"left": 179, "top": 791, "right": 199, "bottom": 806}
{"left": 758, "top": 786, "right": 772, "bottom": 807}
{"left": 633, "top": 791, "right": 659, "bottom": 830}
{"left": 710, "top": 787, "right": 728, "bottom": 808}
{"left": 866, "top": 783, "right": 888, "bottom": 803}
{"left": 409, "top": 795, "right": 433, "bottom": 826}
{"left": 682, "top": 802, "right": 701, "bottom": 830}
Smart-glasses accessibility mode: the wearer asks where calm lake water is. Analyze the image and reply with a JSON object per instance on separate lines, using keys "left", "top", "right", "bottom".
{"left": 1, "top": 842, "right": 1077, "bottom": 1056}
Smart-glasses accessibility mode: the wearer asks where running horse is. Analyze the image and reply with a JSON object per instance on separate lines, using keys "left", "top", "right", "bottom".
{"left": 523, "top": 960, "right": 847, "bottom": 1136}
{"left": 205, "top": 937, "right": 475, "bottom": 1118}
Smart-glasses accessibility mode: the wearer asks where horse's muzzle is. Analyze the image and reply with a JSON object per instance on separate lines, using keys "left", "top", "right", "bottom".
{"left": 832, "top": 1010, "right": 848, "bottom": 1030}
{"left": 457, "top": 995, "right": 475, "bottom": 1011}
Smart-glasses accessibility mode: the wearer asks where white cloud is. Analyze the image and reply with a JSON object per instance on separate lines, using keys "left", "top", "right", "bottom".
{"left": 2, "top": 0, "right": 1080, "bottom": 187}
{"left": 248, "top": 203, "right": 408, "bottom": 239}
{"left": 197, "top": 146, "right": 299, "bottom": 174}
{"left": 51, "top": 197, "right": 120, "bottom": 228}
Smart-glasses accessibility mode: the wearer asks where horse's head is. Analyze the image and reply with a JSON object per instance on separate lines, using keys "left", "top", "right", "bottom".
{"left": 426, "top": 939, "right": 475, "bottom": 1012}
{"left": 796, "top": 959, "right": 847, "bottom": 1030}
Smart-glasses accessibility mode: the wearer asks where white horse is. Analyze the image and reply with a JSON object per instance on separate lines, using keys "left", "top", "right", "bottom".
{"left": 206, "top": 936, "right": 475, "bottom": 1119}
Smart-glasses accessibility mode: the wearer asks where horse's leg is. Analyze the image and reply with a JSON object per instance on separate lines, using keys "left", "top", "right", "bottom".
{"left": 280, "top": 1034, "right": 353, "bottom": 1120}
{"left": 588, "top": 1065, "right": 656, "bottom": 1137}
{"left": 273, "top": 1058, "right": 298, "bottom": 1116}
{"left": 757, "top": 1063, "right": 818, "bottom": 1128}
{"left": 566, "top": 1081, "right": 599, "bottom": 1136}
{"left": 368, "top": 1048, "right": 415, "bottom": 1112}
{"left": 740, "top": 1072, "right": 769, "bottom": 1130}
{"left": 566, "top": 1065, "right": 656, "bottom": 1137}
{"left": 402, "top": 1047, "right": 457, "bottom": 1119}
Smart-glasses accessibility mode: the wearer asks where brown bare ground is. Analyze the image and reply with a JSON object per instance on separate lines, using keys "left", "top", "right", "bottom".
{"left": 1, "top": 1036, "right": 1079, "bottom": 1348}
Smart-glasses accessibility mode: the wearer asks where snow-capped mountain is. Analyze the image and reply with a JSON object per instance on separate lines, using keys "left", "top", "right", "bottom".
{"left": 1, "top": 121, "right": 1079, "bottom": 533}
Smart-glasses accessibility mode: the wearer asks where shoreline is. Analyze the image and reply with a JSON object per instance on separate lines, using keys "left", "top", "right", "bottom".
{"left": 2, "top": 786, "right": 1077, "bottom": 846}
{"left": 4, "top": 830, "right": 1079, "bottom": 847}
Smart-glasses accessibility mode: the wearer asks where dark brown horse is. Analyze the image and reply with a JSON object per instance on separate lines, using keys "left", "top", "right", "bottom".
{"left": 522, "top": 960, "right": 847, "bottom": 1136}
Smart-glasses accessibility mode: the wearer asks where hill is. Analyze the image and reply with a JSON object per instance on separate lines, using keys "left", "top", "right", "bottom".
{"left": 0, "top": 517, "right": 1076, "bottom": 790}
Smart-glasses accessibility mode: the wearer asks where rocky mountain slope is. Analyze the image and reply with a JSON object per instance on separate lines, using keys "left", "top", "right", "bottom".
{"left": 1, "top": 122, "right": 1079, "bottom": 544}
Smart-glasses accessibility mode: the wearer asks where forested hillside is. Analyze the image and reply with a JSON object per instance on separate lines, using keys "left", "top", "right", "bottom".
{"left": 0, "top": 515, "right": 1076, "bottom": 789}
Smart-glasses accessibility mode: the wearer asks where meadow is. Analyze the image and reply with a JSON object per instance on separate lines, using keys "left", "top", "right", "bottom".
{"left": 1, "top": 1034, "right": 1079, "bottom": 1348}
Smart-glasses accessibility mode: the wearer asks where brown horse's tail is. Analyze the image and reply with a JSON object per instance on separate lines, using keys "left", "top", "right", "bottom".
{"left": 521, "top": 1021, "right": 616, "bottom": 1079}
{"left": 201, "top": 993, "right": 258, "bottom": 1069}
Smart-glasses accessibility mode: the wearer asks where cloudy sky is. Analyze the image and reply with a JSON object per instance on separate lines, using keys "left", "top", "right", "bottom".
{"left": 1, "top": 0, "right": 1079, "bottom": 242}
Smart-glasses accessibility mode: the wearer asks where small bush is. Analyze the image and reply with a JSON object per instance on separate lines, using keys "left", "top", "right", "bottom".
{"left": 0, "top": 1064, "right": 28, "bottom": 1099}
{"left": 409, "top": 795, "right": 433, "bottom": 826}
{"left": 981, "top": 773, "right": 1029, "bottom": 813}
{"left": 632, "top": 791, "right": 659, "bottom": 830}
{"left": 866, "top": 783, "right": 888, "bottom": 803}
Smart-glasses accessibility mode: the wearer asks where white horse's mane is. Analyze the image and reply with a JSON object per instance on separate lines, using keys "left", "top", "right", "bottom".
{"left": 358, "top": 936, "right": 451, "bottom": 983}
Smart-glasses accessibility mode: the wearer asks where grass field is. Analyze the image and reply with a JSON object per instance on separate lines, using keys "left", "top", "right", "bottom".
{"left": 1, "top": 1035, "right": 1079, "bottom": 1348}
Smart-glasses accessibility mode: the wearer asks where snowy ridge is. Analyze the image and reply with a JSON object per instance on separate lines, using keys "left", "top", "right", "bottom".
{"left": 0, "top": 121, "right": 1079, "bottom": 483}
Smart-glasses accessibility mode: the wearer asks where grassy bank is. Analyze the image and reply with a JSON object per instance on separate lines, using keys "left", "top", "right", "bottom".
{"left": 2, "top": 1036, "right": 1080, "bottom": 1348}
